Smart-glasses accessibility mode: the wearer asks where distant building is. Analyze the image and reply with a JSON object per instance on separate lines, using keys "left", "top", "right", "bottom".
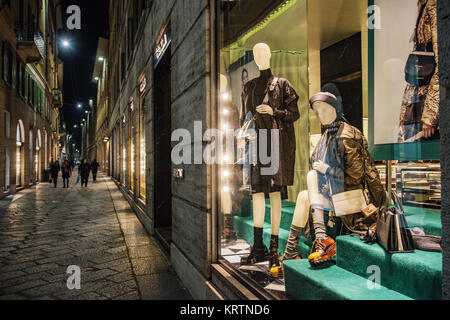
{"left": 0, "top": 0, "right": 64, "bottom": 197}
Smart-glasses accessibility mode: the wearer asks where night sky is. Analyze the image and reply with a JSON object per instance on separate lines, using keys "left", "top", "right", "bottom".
{"left": 59, "top": 0, "right": 109, "bottom": 148}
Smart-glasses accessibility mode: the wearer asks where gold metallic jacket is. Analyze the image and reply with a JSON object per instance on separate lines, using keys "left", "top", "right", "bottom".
{"left": 310, "top": 123, "right": 386, "bottom": 235}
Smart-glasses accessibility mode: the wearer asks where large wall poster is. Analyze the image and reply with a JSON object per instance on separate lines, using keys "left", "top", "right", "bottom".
{"left": 373, "top": 0, "right": 439, "bottom": 146}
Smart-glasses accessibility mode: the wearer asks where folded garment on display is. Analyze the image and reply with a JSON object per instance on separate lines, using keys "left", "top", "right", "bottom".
{"left": 410, "top": 227, "right": 442, "bottom": 252}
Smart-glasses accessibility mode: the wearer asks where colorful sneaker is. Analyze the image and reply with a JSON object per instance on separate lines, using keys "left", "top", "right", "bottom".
{"left": 269, "top": 253, "right": 302, "bottom": 278}
{"left": 308, "top": 237, "right": 336, "bottom": 268}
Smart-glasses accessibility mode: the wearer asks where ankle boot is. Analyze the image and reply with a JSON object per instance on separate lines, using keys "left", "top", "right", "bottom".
{"left": 269, "top": 235, "right": 280, "bottom": 269}
{"left": 241, "top": 227, "right": 268, "bottom": 265}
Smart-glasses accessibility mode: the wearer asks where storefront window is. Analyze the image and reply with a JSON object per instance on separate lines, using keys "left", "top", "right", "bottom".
{"left": 139, "top": 95, "right": 146, "bottom": 199}
{"left": 217, "top": 0, "right": 442, "bottom": 300}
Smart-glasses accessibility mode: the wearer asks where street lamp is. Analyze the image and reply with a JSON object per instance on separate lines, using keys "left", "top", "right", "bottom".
{"left": 62, "top": 40, "right": 70, "bottom": 48}
{"left": 98, "top": 56, "right": 104, "bottom": 61}
{"left": 77, "top": 103, "right": 82, "bottom": 108}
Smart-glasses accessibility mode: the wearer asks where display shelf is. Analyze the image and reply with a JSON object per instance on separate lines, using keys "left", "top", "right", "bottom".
{"left": 396, "top": 163, "right": 441, "bottom": 209}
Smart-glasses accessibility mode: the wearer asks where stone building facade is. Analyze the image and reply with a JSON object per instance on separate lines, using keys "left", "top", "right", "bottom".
{"left": 438, "top": 0, "right": 449, "bottom": 301}
{"left": 97, "top": 0, "right": 448, "bottom": 300}
{"left": 0, "top": 0, "right": 64, "bottom": 199}
{"left": 101, "top": 0, "right": 221, "bottom": 299}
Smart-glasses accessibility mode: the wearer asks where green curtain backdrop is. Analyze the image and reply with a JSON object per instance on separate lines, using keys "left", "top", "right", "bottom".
{"left": 271, "top": 50, "right": 309, "bottom": 202}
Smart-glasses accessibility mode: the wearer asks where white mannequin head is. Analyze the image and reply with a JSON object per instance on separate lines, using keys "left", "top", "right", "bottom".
{"left": 311, "top": 92, "right": 338, "bottom": 126}
{"left": 253, "top": 43, "right": 271, "bottom": 70}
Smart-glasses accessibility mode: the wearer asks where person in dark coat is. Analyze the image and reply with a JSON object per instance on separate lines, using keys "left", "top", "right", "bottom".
{"left": 62, "top": 160, "right": 71, "bottom": 188}
{"left": 91, "top": 159, "right": 100, "bottom": 182}
{"left": 79, "top": 159, "right": 91, "bottom": 188}
{"left": 50, "top": 160, "right": 60, "bottom": 188}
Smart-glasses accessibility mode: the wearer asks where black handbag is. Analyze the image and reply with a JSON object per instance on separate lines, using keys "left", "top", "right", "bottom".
{"left": 404, "top": 3, "right": 435, "bottom": 87}
{"left": 405, "top": 49, "right": 435, "bottom": 87}
{"left": 376, "top": 191, "right": 415, "bottom": 254}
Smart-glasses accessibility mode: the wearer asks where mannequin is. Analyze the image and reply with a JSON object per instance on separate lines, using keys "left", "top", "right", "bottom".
{"left": 240, "top": 43, "right": 300, "bottom": 268}
{"left": 270, "top": 88, "right": 386, "bottom": 276}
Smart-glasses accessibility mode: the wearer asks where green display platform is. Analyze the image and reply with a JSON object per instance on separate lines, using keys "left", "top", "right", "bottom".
{"left": 283, "top": 260, "right": 411, "bottom": 300}
{"left": 232, "top": 201, "right": 442, "bottom": 300}
{"left": 337, "top": 236, "right": 442, "bottom": 300}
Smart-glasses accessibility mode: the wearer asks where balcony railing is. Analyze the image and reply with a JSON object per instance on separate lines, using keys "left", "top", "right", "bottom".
{"left": 16, "top": 22, "right": 43, "bottom": 63}
{"left": 51, "top": 88, "right": 63, "bottom": 109}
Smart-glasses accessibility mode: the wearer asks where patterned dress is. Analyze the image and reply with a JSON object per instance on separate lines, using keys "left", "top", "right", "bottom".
{"left": 398, "top": 0, "right": 439, "bottom": 142}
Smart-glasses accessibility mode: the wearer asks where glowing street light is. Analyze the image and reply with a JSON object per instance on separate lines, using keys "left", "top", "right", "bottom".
{"left": 98, "top": 57, "right": 104, "bottom": 62}
{"left": 62, "top": 40, "right": 70, "bottom": 48}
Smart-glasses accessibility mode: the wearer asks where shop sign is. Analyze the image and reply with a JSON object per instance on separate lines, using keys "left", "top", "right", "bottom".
{"left": 154, "top": 24, "right": 171, "bottom": 68}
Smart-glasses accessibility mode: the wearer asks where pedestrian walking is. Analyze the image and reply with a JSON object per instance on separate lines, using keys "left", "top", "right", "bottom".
{"left": 48, "top": 158, "right": 54, "bottom": 183}
{"left": 62, "top": 160, "right": 71, "bottom": 188}
{"left": 79, "top": 159, "right": 91, "bottom": 188}
{"left": 50, "top": 160, "right": 60, "bottom": 188}
{"left": 91, "top": 159, "right": 100, "bottom": 182}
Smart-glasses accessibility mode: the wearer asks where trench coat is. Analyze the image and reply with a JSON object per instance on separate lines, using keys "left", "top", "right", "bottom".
{"left": 241, "top": 75, "right": 300, "bottom": 191}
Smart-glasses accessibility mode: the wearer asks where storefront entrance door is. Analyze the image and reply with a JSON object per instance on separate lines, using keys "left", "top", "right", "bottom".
{"left": 154, "top": 45, "right": 172, "bottom": 252}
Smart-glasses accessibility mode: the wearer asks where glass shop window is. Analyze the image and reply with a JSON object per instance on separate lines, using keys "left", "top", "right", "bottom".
{"left": 217, "top": 0, "right": 442, "bottom": 301}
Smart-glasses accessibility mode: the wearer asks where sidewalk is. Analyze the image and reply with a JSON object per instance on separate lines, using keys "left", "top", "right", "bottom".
{"left": 0, "top": 173, "right": 191, "bottom": 300}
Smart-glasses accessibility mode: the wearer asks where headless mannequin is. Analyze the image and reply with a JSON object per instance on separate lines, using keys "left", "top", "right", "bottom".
{"left": 242, "top": 43, "right": 282, "bottom": 267}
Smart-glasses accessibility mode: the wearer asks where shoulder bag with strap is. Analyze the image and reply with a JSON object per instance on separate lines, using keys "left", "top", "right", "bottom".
{"left": 405, "top": 2, "right": 435, "bottom": 87}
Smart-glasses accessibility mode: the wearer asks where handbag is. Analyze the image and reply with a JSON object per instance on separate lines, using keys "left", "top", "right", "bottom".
{"left": 331, "top": 189, "right": 367, "bottom": 217}
{"left": 405, "top": 49, "right": 435, "bottom": 87}
{"left": 404, "top": 4, "right": 435, "bottom": 87}
{"left": 376, "top": 191, "right": 415, "bottom": 254}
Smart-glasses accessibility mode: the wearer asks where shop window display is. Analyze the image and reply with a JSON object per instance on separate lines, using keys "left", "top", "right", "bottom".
{"left": 217, "top": 0, "right": 442, "bottom": 300}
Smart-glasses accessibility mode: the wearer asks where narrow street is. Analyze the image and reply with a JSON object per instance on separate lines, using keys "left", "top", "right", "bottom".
{"left": 0, "top": 173, "right": 191, "bottom": 300}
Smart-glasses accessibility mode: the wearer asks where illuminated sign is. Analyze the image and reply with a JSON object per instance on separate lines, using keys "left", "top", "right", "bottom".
{"left": 154, "top": 24, "right": 171, "bottom": 68}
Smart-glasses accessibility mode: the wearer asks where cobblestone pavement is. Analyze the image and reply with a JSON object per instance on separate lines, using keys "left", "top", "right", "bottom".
{"left": 0, "top": 173, "right": 191, "bottom": 300}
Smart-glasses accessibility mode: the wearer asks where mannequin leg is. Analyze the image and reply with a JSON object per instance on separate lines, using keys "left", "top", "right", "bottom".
{"left": 221, "top": 189, "right": 237, "bottom": 245}
{"left": 283, "top": 190, "right": 310, "bottom": 260}
{"left": 268, "top": 192, "right": 282, "bottom": 268}
{"left": 269, "top": 192, "right": 282, "bottom": 236}
{"left": 306, "top": 170, "right": 336, "bottom": 267}
{"left": 252, "top": 192, "right": 266, "bottom": 228}
{"left": 241, "top": 193, "right": 269, "bottom": 265}
{"left": 307, "top": 170, "right": 328, "bottom": 240}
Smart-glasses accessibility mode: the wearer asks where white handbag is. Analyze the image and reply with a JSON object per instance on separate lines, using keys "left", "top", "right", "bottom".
{"left": 331, "top": 189, "right": 367, "bottom": 217}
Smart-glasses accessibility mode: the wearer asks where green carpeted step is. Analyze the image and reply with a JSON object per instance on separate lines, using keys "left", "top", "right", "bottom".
{"left": 336, "top": 235, "right": 442, "bottom": 300}
{"left": 283, "top": 259, "right": 411, "bottom": 300}
{"left": 233, "top": 216, "right": 311, "bottom": 259}
{"left": 403, "top": 206, "right": 441, "bottom": 236}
